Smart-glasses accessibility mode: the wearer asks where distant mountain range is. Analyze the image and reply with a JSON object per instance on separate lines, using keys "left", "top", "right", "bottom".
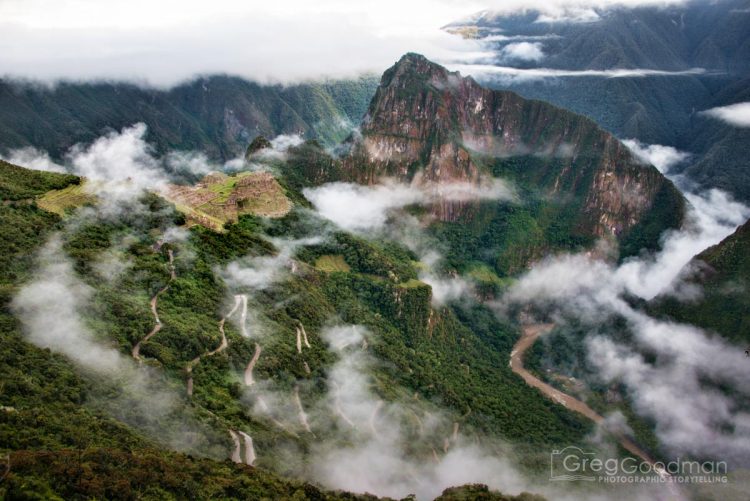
{"left": 0, "top": 42, "right": 743, "bottom": 499}
{"left": 2, "top": 0, "right": 748, "bottom": 206}
{"left": 453, "top": 0, "right": 750, "bottom": 72}
{"left": 444, "top": 0, "right": 750, "bottom": 202}
{"left": 0, "top": 75, "right": 378, "bottom": 160}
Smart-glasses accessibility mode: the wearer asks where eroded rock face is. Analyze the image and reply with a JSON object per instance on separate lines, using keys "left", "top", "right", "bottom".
{"left": 344, "top": 54, "right": 481, "bottom": 186}
{"left": 344, "top": 53, "right": 683, "bottom": 237}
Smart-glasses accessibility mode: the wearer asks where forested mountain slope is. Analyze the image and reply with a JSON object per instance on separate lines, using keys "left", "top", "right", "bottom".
{"left": 0, "top": 75, "right": 378, "bottom": 160}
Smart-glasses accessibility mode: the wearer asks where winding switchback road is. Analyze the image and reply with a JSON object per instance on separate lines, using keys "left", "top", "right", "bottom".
{"left": 238, "top": 431, "right": 256, "bottom": 466}
{"left": 293, "top": 385, "right": 313, "bottom": 434}
{"left": 244, "top": 343, "right": 262, "bottom": 386}
{"left": 229, "top": 430, "right": 242, "bottom": 463}
{"left": 299, "top": 321, "right": 311, "bottom": 348}
{"left": 186, "top": 294, "right": 243, "bottom": 396}
{"left": 132, "top": 249, "right": 175, "bottom": 362}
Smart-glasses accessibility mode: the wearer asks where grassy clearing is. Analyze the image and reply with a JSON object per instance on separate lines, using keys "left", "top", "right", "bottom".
{"left": 36, "top": 182, "right": 96, "bottom": 216}
{"left": 466, "top": 263, "right": 512, "bottom": 286}
{"left": 398, "top": 278, "right": 427, "bottom": 288}
{"left": 314, "top": 254, "right": 351, "bottom": 272}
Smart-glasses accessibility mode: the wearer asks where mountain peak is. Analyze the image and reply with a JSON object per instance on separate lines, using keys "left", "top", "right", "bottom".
{"left": 383, "top": 52, "right": 466, "bottom": 90}
{"left": 345, "top": 54, "right": 684, "bottom": 243}
{"left": 397, "top": 52, "right": 429, "bottom": 65}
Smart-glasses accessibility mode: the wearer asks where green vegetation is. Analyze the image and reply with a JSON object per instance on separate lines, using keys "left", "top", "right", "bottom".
{"left": 430, "top": 196, "right": 589, "bottom": 278}
{"left": 36, "top": 181, "right": 97, "bottom": 216}
{"left": 0, "top": 160, "right": 78, "bottom": 201}
{"left": 0, "top": 163, "right": 366, "bottom": 499}
{"left": 435, "top": 484, "right": 544, "bottom": 501}
{"left": 314, "top": 254, "right": 351, "bottom": 273}
{"left": 292, "top": 233, "right": 593, "bottom": 458}
{"left": 0, "top": 158, "right": 597, "bottom": 497}
{"left": 1, "top": 47, "right": 695, "bottom": 493}
{"left": 524, "top": 323, "right": 664, "bottom": 462}
{"left": 2, "top": 448, "right": 380, "bottom": 500}
{"left": 0, "top": 75, "right": 379, "bottom": 160}
{"left": 650, "top": 220, "right": 750, "bottom": 344}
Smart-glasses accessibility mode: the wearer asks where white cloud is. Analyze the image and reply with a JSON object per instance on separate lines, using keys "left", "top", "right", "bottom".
{"left": 0, "top": 0, "right": 482, "bottom": 86}
{"left": 616, "top": 188, "right": 750, "bottom": 300}
{"left": 304, "top": 181, "right": 425, "bottom": 232}
{"left": 0, "top": 0, "right": 690, "bottom": 85}
{"left": 2, "top": 124, "right": 284, "bottom": 201}
{"left": 622, "top": 139, "right": 690, "bottom": 173}
{"left": 701, "top": 102, "right": 750, "bottom": 128}
{"left": 501, "top": 184, "right": 750, "bottom": 463}
{"left": 247, "top": 134, "right": 306, "bottom": 163}
{"left": 12, "top": 236, "right": 125, "bottom": 373}
{"left": 220, "top": 237, "right": 320, "bottom": 293}
{"left": 480, "top": 34, "right": 561, "bottom": 43}
{"left": 462, "top": 0, "right": 686, "bottom": 21}
{"left": 304, "top": 178, "right": 515, "bottom": 233}
{"left": 420, "top": 273, "right": 474, "bottom": 306}
{"left": 586, "top": 316, "right": 750, "bottom": 463}
{"left": 535, "top": 6, "right": 601, "bottom": 23}
{"left": 447, "top": 64, "right": 707, "bottom": 83}
{"left": 309, "top": 324, "right": 534, "bottom": 500}
{"left": 0, "top": 146, "right": 66, "bottom": 172}
{"left": 164, "top": 150, "right": 217, "bottom": 177}
{"left": 11, "top": 234, "right": 223, "bottom": 456}
{"left": 499, "top": 42, "right": 545, "bottom": 62}
{"left": 66, "top": 123, "right": 167, "bottom": 193}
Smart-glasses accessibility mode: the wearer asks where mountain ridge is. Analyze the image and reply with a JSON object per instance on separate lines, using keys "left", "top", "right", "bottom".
{"left": 0, "top": 75, "right": 379, "bottom": 160}
{"left": 443, "top": 0, "right": 750, "bottom": 202}
{"left": 650, "top": 217, "right": 750, "bottom": 344}
{"left": 342, "top": 53, "right": 685, "bottom": 247}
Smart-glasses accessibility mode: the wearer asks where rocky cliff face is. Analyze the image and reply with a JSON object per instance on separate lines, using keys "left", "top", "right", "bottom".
{"left": 344, "top": 53, "right": 684, "bottom": 240}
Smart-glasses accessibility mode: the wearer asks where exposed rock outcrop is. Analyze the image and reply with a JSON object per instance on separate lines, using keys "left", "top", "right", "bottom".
{"left": 343, "top": 53, "right": 684, "bottom": 238}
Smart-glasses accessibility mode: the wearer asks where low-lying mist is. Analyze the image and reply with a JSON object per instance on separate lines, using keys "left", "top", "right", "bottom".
{"left": 11, "top": 234, "right": 226, "bottom": 457}
{"left": 7, "top": 123, "right": 749, "bottom": 500}
{"left": 500, "top": 142, "right": 750, "bottom": 467}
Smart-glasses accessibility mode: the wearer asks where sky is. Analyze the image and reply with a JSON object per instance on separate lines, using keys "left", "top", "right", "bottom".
{"left": 0, "top": 0, "right": 687, "bottom": 86}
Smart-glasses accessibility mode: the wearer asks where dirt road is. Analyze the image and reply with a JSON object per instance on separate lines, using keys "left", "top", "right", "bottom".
{"left": 293, "top": 385, "right": 313, "bottom": 434}
{"left": 229, "top": 430, "right": 242, "bottom": 463}
{"left": 238, "top": 431, "right": 256, "bottom": 466}
{"left": 244, "top": 343, "right": 262, "bottom": 386}
{"left": 132, "top": 250, "right": 175, "bottom": 362}
{"left": 186, "top": 294, "right": 242, "bottom": 396}
{"left": 510, "top": 324, "right": 657, "bottom": 466}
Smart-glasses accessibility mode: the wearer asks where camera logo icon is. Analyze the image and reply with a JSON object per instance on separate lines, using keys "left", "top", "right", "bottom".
{"left": 550, "top": 446, "right": 597, "bottom": 481}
